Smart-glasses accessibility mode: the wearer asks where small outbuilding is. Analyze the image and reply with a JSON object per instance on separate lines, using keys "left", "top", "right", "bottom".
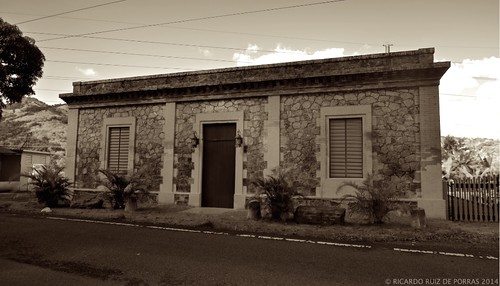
{"left": 0, "top": 147, "right": 51, "bottom": 192}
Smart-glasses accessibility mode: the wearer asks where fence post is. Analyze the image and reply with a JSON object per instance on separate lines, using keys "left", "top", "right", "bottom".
{"left": 445, "top": 175, "right": 499, "bottom": 222}
{"left": 494, "top": 175, "right": 499, "bottom": 222}
{"left": 444, "top": 180, "right": 451, "bottom": 220}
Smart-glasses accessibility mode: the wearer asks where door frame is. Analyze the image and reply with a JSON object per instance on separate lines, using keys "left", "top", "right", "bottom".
{"left": 191, "top": 111, "right": 245, "bottom": 208}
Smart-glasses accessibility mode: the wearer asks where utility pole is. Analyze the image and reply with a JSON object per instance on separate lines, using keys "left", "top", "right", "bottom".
{"left": 20, "top": 132, "right": 32, "bottom": 150}
{"left": 383, "top": 43, "right": 393, "bottom": 53}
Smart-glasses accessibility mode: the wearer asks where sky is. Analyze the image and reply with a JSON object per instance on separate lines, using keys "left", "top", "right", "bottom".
{"left": 0, "top": 0, "right": 499, "bottom": 139}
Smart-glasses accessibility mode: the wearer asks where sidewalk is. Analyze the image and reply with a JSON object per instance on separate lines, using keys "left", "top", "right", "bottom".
{"left": 1, "top": 192, "right": 498, "bottom": 255}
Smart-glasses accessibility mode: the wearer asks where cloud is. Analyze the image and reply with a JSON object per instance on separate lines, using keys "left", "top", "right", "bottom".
{"left": 246, "top": 44, "right": 260, "bottom": 53}
{"left": 232, "top": 47, "right": 499, "bottom": 139}
{"left": 233, "top": 44, "right": 347, "bottom": 66}
{"left": 198, "top": 48, "right": 212, "bottom": 57}
{"left": 76, "top": 67, "right": 97, "bottom": 77}
{"left": 439, "top": 57, "right": 500, "bottom": 139}
{"left": 440, "top": 57, "right": 500, "bottom": 95}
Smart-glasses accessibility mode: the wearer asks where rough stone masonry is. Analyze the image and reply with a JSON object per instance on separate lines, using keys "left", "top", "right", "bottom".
{"left": 60, "top": 48, "right": 450, "bottom": 218}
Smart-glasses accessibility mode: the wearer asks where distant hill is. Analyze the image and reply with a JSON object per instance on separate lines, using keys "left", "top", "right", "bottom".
{"left": 0, "top": 97, "right": 67, "bottom": 165}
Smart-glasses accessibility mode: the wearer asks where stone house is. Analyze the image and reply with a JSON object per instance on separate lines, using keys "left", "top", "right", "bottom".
{"left": 60, "top": 48, "right": 450, "bottom": 218}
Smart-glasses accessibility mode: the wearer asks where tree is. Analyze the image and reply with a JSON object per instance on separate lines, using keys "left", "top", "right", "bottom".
{"left": 441, "top": 136, "right": 498, "bottom": 179}
{"left": 0, "top": 18, "right": 45, "bottom": 120}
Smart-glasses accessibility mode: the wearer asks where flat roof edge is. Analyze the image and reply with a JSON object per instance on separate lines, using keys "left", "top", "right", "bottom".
{"left": 72, "top": 48, "right": 436, "bottom": 86}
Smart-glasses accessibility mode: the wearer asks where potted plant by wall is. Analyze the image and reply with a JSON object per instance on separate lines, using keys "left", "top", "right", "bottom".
{"left": 24, "top": 162, "right": 72, "bottom": 209}
{"left": 98, "top": 169, "right": 148, "bottom": 212}
{"left": 337, "top": 173, "right": 407, "bottom": 224}
{"left": 252, "top": 169, "right": 303, "bottom": 222}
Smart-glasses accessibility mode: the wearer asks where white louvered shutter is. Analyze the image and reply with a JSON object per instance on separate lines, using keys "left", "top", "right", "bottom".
{"left": 329, "top": 118, "right": 363, "bottom": 178}
{"left": 107, "top": 127, "right": 130, "bottom": 173}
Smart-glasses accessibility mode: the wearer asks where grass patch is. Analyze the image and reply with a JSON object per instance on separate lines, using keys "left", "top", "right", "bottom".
{"left": 1, "top": 196, "right": 498, "bottom": 248}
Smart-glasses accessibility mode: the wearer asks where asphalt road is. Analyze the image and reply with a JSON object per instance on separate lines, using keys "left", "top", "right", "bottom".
{"left": 0, "top": 213, "right": 498, "bottom": 286}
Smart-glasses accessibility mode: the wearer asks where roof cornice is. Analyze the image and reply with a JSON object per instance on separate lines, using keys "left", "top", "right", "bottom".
{"left": 60, "top": 48, "right": 450, "bottom": 105}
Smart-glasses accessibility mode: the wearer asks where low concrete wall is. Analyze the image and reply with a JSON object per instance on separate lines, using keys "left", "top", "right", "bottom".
{"left": 0, "top": 181, "right": 21, "bottom": 192}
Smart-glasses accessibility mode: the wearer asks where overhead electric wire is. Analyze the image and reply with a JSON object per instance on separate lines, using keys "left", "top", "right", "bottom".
{"left": 28, "top": 31, "right": 304, "bottom": 55}
{"left": 14, "top": 0, "right": 127, "bottom": 25}
{"left": 46, "top": 60, "right": 193, "bottom": 71}
{"left": 44, "top": 75, "right": 89, "bottom": 80}
{"left": 35, "top": 88, "right": 72, "bottom": 92}
{"left": 440, "top": 93, "right": 477, "bottom": 98}
{"left": 28, "top": 31, "right": 314, "bottom": 55}
{"left": 36, "top": 0, "right": 345, "bottom": 42}
{"left": 4, "top": 4, "right": 496, "bottom": 50}
{"left": 8, "top": 11, "right": 495, "bottom": 50}
{"left": 3, "top": 10, "right": 363, "bottom": 46}
{"left": 18, "top": 12, "right": 373, "bottom": 46}
{"left": 39, "top": 46, "right": 250, "bottom": 63}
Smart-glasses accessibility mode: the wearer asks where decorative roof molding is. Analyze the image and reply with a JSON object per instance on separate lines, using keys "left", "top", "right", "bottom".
{"left": 60, "top": 48, "right": 450, "bottom": 105}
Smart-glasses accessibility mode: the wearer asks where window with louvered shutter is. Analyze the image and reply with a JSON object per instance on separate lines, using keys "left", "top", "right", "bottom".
{"left": 107, "top": 127, "right": 130, "bottom": 173}
{"left": 329, "top": 118, "right": 363, "bottom": 178}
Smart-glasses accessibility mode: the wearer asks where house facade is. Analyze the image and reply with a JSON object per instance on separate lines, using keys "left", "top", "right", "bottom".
{"left": 60, "top": 48, "right": 450, "bottom": 218}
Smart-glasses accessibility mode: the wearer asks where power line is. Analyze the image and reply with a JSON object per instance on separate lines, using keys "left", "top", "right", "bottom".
{"left": 157, "top": 25, "right": 376, "bottom": 46}
{"left": 440, "top": 93, "right": 476, "bottom": 98}
{"left": 14, "top": 0, "right": 127, "bottom": 25}
{"left": 46, "top": 59, "right": 193, "bottom": 71}
{"left": 44, "top": 76, "right": 89, "bottom": 81}
{"left": 18, "top": 11, "right": 374, "bottom": 46}
{"left": 39, "top": 46, "right": 248, "bottom": 63}
{"left": 37, "top": 0, "right": 345, "bottom": 42}
{"left": 28, "top": 31, "right": 313, "bottom": 55}
{"left": 2, "top": 10, "right": 364, "bottom": 46}
{"left": 10, "top": 11, "right": 496, "bottom": 49}
{"left": 6, "top": 7, "right": 497, "bottom": 50}
{"left": 45, "top": 75, "right": 87, "bottom": 79}
{"left": 35, "top": 88, "right": 72, "bottom": 92}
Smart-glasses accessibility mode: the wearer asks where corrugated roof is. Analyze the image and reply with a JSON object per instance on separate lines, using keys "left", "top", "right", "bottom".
{"left": 0, "top": 147, "right": 21, "bottom": 155}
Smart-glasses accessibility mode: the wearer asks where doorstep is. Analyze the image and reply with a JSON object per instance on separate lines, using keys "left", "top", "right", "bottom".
{"left": 181, "top": 207, "right": 236, "bottom": 215}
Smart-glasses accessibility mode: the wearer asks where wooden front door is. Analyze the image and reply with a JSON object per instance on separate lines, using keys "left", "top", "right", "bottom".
{"left": 201, "top": 123, "right": 236, "bottom": 208}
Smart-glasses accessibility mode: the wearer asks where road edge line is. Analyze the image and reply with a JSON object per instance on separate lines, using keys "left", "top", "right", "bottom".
{"left": 45, "top": 216, "right": 497, "bottom": 260}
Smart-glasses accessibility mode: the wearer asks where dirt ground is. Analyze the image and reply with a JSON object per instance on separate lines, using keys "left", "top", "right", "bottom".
{"left": 1, "top": 192, "right": 498, "bottom": 253}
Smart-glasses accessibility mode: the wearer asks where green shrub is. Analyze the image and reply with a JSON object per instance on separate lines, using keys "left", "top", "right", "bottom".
{"left": 337, "top": 174, "right": 406, "bottom": 224}
{"left": 252, "top": 170, "right": 303, "bottom": 221}
{"left": 98, "top": 169, "right": 149, "bottom": 209}
{"left": 24, "top": 163, "right": 72, "bottom": 208}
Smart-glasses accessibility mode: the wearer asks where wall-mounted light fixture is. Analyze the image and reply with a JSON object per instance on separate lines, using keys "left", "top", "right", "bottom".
{"left": 191, "top": 131, "right": 199, "bottom": 148}
{"left": 235, "top": 130, "right": 243, "bottom": 148}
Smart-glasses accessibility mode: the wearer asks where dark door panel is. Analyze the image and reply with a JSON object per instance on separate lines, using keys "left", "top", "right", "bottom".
{"left": 201, "top": 123, "right": 236, "bottom": 208}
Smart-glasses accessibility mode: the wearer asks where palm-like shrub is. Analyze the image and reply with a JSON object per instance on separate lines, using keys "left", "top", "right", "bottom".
{"left": 25, "top": 164, "right": 72, "bottom": 208}
{"left": 337, "top": 174, "right": 405, "bottom": 224}
{"left": 98, "top": 169, "right": 148, "bottom": 209}
{"left": 252, "top": 171, "right": 302, "bottom": 221}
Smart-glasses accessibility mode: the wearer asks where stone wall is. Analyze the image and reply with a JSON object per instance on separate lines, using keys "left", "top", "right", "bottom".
{"left": 76, "top": 104, "right": 165, "bottom": 190}
{"left": 281, "top": 88, "right": 420, "bottom": 198}
{"left": 174, "top": 97, "right": 267, "bottom": 196}
{"left": 280, "top": 95, "right": 321, "bottom": 196}
{"left": 62, "top": 48, "right": 449, "bottom": 216}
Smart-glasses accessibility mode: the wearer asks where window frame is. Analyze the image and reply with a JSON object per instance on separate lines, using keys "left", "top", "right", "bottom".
{"left": 319, "top": 105, "right": 372, "bottom": 198}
